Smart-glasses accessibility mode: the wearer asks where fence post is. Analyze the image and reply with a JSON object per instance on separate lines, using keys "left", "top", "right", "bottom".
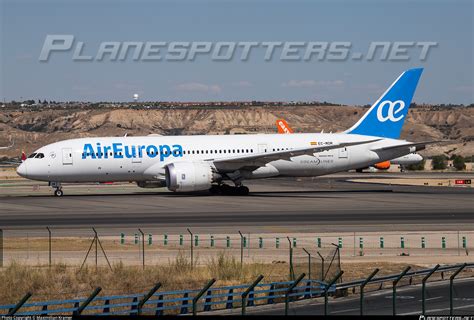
{"left": 74, "top": 287, "right": 102, "bottom": 315}
{"left": 138, "top": 283, "right": 161, "bottom": 315}
{"left": 192, "top": 279, "right": 216, "bottom": 316}
{"left": 242, "top": 275, "right": 264, "bottom": 315}
{"left": 46, "top": 227, "right": 52, "bottom": 267}
{"left": 187, "top": 228, "right": 193, "bottom": 268}
{"left": 450, "top": 263, "right": 467, "bottom": 315}
{"left": 238, "top": 231, "right": 244, "bottom": 266}
{"left": 287, "top": 237, "right": 294, "bottom": 280}
{"left": 360, "top": 268, "right": 379, "bottom": 315}
{"left": 7, "top": 292, "right": 32, "bottom": 316}
{"left": 302, "top": 248, "right": 311, "bottom": 280}
{"left": 0, "top": 229, "right": 3, "bottom": 268}
{"left": 324, "top": 271, "right": 344, "bottom": 316}
{"left": 317, "top": 252, "right": 325, "bottom": 281}
{"left": 422, "top": 264, "right": 439, "bottom": 314}
{"left": 285, "top": 273, "right": 306, "bottom": 316}
{"left": 393, "top": 266, "right": 411, "bottom": 316}
{"left": 138, "top": 228, "right": 145, "bottom": 270}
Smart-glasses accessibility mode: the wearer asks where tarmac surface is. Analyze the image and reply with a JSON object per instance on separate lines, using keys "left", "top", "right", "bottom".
{"left": 0, "top": 172, "right": 473, "bottom": 234}
{"left": 211, "top": 277, "right": 474, "bottom": 315}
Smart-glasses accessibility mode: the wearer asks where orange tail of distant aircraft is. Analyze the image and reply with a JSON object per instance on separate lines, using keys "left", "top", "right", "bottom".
{"left": 276, "top": 119, "right": 294, "bottom": 134}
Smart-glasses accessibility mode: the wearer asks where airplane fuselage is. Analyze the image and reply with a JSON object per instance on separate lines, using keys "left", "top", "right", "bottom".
{"left": 18, "top": 133, "right": 411, "bottom": 183}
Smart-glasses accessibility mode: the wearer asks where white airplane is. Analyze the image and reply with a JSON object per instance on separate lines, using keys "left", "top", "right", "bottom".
{"left": 17, "top": 68, "right": 435, "bottom": 196}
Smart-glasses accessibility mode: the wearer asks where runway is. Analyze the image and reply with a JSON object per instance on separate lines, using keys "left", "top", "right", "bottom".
{"left": 0, "top": 173, "right": 473, "bottom": 234}
{"left": 211, "top": 277, "right": 474, "bottom": 315}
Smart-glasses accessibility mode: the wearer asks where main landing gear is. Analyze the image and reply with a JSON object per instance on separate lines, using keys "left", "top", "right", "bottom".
{"left": 49, "top": 181, "right": 64, "bottom": 197}
{"left": 209, "top": 184, "right": 250, "bottom": 196}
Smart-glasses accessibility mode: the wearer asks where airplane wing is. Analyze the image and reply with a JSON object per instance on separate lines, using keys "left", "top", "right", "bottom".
{"left": 209, "top": 139, "right": 381, "bottom": 171}
{"left": 370, "top": 140, "right": 448, "bottom": 152}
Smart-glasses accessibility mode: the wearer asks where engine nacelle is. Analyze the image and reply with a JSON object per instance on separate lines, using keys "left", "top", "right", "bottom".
{"left": 373, "top": 161, "right": 391, "bottom": 170}
{"left": 136, "top": 181, "right": 167, "bottom": 188}
{"left": 165, "top": 162, "right": 215, "bottom": 192}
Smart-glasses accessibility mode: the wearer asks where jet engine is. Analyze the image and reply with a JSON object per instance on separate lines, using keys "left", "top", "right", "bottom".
{"left": 136, "top": 181, "right": 167, "bottom": 188}
{"left": 373, "top": 161, "right": 391, "bottom": 170}
{"left": 165, "top": 162, "right": 218, "bottom": 192}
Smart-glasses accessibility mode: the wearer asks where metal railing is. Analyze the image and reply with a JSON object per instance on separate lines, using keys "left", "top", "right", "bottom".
{"left": 0, "top": 278, "right": 331, "bottom": 316}
{"left": 1, "top": 263, "right": 472, "bottom": 316}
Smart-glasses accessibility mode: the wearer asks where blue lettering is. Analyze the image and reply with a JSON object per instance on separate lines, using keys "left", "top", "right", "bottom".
{"left": 138, "top": 145, "right": 146, "bottom": 158}
{"left": 83, "top": 143, "right": 183, "bottom": 162}
{"left": 96, "top": 143, "right": 102, "bottom": 159}
{"left": 124, "top": 145, "right": 136, "bottom": 158}
{"left": 82, "top": 144, "right": 96, "bottom": 159}
{"left": 113, "top": 143, "right": 123, "bottom": 158}
{"left": 172, "top": 144, "right": 183, "bottom": 157}
{"left": 159, "top": 145, "right": 171, "bottom": 161}
{"left": 146, "top": 145, "right": 158, "bottom": 158}
{"left": 103, "top": 145, "right": 111, "bottom": 159}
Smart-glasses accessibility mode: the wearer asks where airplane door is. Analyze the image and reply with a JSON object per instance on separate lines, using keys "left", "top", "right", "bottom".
{"left": 258, "top": 144, "right": 268, "bottom": 153}
{"left": 62, "top": 148, "right": 73, "bottom": 165}
{"left": 338, "top": 147, "right": 348, "bottom": 159}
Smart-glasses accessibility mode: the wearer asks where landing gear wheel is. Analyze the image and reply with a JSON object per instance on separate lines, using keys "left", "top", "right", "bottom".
{"left": 54, "top": 189, "right": 64, "bottom": 197}
{"left": 237, "top": 186, "right": 249, "bottom": 196}
{"left": 209, "top": 184, "right": 249, "bottom": 196}
{"left": 209, "top": 185, "right": 221, "bottom": 195}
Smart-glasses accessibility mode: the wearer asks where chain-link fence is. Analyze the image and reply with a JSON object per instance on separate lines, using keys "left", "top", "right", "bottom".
{"left": 0, "top": 228, "right": 472, "bottom": 275}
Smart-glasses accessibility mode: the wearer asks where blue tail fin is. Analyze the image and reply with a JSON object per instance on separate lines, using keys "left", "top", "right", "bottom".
{"left": 346, "top": 68, "right": 423, "bottom": 139}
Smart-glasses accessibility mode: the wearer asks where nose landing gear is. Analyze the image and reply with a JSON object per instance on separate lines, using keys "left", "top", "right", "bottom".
{"left": 49, "top": 181, "right": 64, "bottom": 197}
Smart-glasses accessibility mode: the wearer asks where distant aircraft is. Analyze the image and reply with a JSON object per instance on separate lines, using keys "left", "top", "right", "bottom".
{"left": 0, "top": 139, "right": 14, "bottom": 150}
{"left": 275, "top": 115, "right": 423, "bottom": 172}
{"left": 17, "top": 68, "right": 436, "bottom": 196}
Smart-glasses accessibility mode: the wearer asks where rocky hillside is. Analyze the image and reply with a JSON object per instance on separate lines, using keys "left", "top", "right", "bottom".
{"left": 1, "top": 105, "right": 473, "bottom": 158}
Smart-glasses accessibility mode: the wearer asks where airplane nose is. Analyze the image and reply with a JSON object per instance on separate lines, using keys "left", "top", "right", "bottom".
{"left": 17, "top": 162, "right": 27, "bottom": 178}
{"left": 416, "top": 154, "right": 423, "bottom": 161}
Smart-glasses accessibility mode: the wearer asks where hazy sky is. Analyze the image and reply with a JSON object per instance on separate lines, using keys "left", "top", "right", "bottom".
{"left": 1, "top": 0, "right": 473, "bottom": 104}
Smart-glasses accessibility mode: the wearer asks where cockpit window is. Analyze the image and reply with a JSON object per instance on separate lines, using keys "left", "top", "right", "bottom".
{"left": 35, "top": 153, "right": 45, "bottom": 159}
{"left": 28, "top": 153, "right": 37, "bottom": 158}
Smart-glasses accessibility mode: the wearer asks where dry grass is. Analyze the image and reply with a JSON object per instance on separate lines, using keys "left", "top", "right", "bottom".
{"left": 0, "top": 251, "right": 289, "bottom": 305}
{"left": 0, "top": 253, "right": 446, "bottom": 306}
